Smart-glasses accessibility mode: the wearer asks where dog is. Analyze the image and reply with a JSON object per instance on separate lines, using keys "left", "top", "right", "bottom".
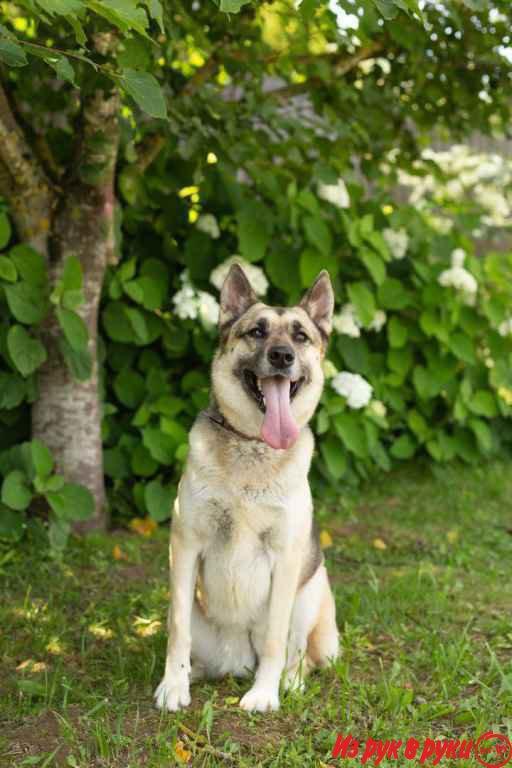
{"left": 155, "top": 264, "right": 339, "bottom": 713}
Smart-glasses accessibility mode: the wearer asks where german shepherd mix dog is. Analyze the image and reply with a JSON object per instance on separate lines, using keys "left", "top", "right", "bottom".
{"left": 155, "top": 264, "right": 339, "bottom": 713}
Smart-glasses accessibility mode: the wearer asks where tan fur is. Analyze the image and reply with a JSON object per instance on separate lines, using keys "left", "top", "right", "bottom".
{"left": 155, "top": 268, "right": 339, "bottom": 713}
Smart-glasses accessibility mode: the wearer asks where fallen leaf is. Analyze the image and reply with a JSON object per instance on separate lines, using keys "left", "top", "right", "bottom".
{"left": 16, "top": 659, "right": 47, "bottom": 673}
{"left": 129, "top": 517, "right": 157, "bottom": 537}
{"left": 174, "top": 740, "right": 192, "bottom": 764}
{"left": 373, "top": 537, "right": 387, "bottom": 550}
{"left": 112, "top": 544, "right": 128, "bottom": 561}
{"left": 319, "top": 530, "right": 333, "bottom": 549}
{"left": 224, "top": 696, "right": 239, "bottom": 705}
{"left": 446, "top": 529, "right": 459, "bottom": 544}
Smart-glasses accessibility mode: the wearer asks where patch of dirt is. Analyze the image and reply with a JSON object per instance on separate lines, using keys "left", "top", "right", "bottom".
{"left": 2, "top": 706, "right": 83, "bottom": 767}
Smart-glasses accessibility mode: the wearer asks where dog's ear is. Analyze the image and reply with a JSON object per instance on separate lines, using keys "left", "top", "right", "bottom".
{"left": 300, "top": 270, "right": 334, "bottom": 340}
{"left": 219, "top": 264, "right": 257, "bottom": 327}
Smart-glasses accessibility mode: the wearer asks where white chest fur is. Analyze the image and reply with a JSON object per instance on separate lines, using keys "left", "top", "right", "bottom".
{"left": 175, "top": 420, "right": 315, "bottom": 629}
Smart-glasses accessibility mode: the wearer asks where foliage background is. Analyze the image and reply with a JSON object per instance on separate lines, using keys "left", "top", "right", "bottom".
{"left": 0, "top": 0, "right": 512, "bottom": 547}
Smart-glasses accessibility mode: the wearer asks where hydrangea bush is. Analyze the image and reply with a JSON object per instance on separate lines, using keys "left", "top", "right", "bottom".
{"left": 2, "top": 152, "right": 512, "bottom": 537}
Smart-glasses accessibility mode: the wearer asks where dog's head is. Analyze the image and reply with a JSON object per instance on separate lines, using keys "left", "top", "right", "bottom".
{"left": 211, "top": 264, "right": 334, "bottom": 449}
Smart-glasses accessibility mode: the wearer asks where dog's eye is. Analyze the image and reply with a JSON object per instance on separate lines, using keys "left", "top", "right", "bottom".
{"left": 249, "top": 327, "right": 266, "bottom": 339}
{"left": 295, "top": 331, "right": 309, "bottom": 343}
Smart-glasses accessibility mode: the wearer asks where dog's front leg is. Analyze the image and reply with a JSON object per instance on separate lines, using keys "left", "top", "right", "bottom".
{"left": 240, "top": 551, "right": 301, "bottom": 713}
{"left": 154, "top": 529, "right": 199, "bottom": 711}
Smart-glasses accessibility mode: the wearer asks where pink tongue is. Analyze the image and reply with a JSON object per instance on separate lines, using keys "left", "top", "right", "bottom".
{"left": 260, "top": 377, "right": 300, "bottom": 450}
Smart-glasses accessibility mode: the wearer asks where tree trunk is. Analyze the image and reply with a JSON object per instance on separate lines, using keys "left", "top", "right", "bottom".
{"left": 31, "top": 89, "right": 120, "bottom": 531}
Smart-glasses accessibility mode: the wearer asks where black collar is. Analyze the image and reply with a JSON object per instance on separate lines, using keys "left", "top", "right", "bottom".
{"left": 204, "top": 408, "right": 263, "bottom": 443}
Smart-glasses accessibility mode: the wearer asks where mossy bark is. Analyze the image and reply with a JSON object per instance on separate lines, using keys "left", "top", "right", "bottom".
{"left": 0, "top": 81, "right": 120, "bottom": 531}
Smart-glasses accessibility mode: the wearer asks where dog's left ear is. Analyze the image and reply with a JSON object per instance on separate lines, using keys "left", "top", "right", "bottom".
{"left": 219, "top": 263, "right": 258, "bottom": 327}
{"left": 300, "top": 270, "right": 334, "bottom": 340}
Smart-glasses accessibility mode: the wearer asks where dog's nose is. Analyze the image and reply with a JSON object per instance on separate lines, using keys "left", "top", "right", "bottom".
{"left": 268, "top": 345, "right": 295, "bottom": 369}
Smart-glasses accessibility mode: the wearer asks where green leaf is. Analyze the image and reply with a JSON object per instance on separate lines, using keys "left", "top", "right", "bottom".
{"left": 449, "top": 333, "right": 475, "bottom": 364}
{"left": 468, "top": 390, "right": 498, "bottom": 418}
{"left": 57, "top": 307, "right": 89, "bottom": 352}
{"left": 387, "top": 316, "right": 408, "bottom": 348}
{"left": 120, "top": 69, "right": 167, "bottom": 119}
{"left": 131, "top": 444, "right": 158, "bottom": 476}
{"left": 220, "top": 0, "right": 251, "bottom": 11}
{"left": 469, "top": 418, "right": 493, "bottom": 453}
{"left": 45, "top": 54, "right": 75, "bottom": 84}
{"left": 58, "top": 337, "right": 92, "bottom": 381}
{"left": 320, "top": 436, "right": 347, "bottom": 479}
{"left": 31, "top": 440, "right": 54, "bottom": 478}
{"left": 9, "top": 245, "right": 47, "bottom": 286}
{"left": 46, "top": 482, "right": 94, "bottom": 521}
{"left": 0, "top": 211, "right": 11, "bottom": 247}
{"left": 89, "top": 0, "right": 149, "bottom": 36}
{"left": 1, "top": 470, "right": 32, "bottom": 511}
{"left": 360, "top": 248, "right": 386, "bottom": 285}
{"left": 0, "top": 38, "right": 28, "bottom": 67}
{"left": 378, "top": 278, "right": 411, "bottom": 310}
{"left": 124, "top": 276, "right": 165, "bottom": 310}
{"left": 0, "top": 505, "right": 24, "bottom": 542}
{"left": 390, "top": 434, "right": 417, "bottom": 459}
{"left": 145, "top": 0, "right": 164, "bottom": 32}
{"left": 347, "top": 282, "right": 376, "bottom": 327}
{"left": 303, "top": 215, "right": 332, "bottom": 257}
{"left": 7, "top": 325, "right": 47, "bottom": 376}
{"left": 237, "top": 201, "right": 272, "bottom": 263}
{"left": 142, "top": 427, "right": 176, "bottom": 464}
{"left": 35, "top": 0, "right": 85, "bottom": 14}
{"left": 299, "top": 249, "right": 339, "bottom": 286}
{"left": 114, "top": 369, "right": 145, "bottom": 408}
{"left": 0, "top": 255, "right": 17, "bottom": 282}
{"left": 62, "top": 255, "right": 83, "bottom": 292}
{"left": 5, "top": 282, "right": 49, "bottom": 324}
{"left": 145, "top": 478, "right": 174, "bottom": 521}
{"left": 333, "top": 413, "right": 368, "bottom": 458}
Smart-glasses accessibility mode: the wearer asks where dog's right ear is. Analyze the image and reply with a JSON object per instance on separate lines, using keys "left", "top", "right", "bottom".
{"left": 219, "top": 264, "right": 257, "bottom": 327}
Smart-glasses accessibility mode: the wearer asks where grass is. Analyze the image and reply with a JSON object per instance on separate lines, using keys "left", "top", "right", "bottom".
{"left": 1, "top": 458, "right": 512, "bottom": 767}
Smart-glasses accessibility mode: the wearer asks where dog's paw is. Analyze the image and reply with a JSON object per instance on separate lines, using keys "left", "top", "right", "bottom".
{"left": 154, "top": 674, "right": 190, "bottom": 712}
{"left": 240, "top": 685, "right": 279, "bottom": 712}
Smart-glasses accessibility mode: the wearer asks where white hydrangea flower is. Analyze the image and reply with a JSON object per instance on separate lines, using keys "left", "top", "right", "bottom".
{"left": 172, "top": 272, "right": 219, "bottom": 328}
{"left": 333, "top": 304, "right": 386, "bottom": 336}
{"left": 172, "top": 284, "right": 199, "bottom": 320}
{"left": 197, "top": 291, "right": 220, "bottom": 327}
{"left": 332, "top": 303, "right": 360, "bottom": 337}
{"left": 317, "top": 178, "right": 350, "bottom": 209}
{"left": 438, "top": 249, "right": 478, "bottom": 302}
{"left": 210, "top": 256, "right": 269, "bottom": 296}
{"left": 196, "top": 213, "right": 220, "bottom": 239}
{"left": 382, "top": 228, "right": 409, "bottom": 260}
{"left": 369, "top": 400, "right": 387, "bottom": 418}
{"left": 498, "top": 318, "right": 512, "bottom": 337}
{"left": 369, "top": 310, "right": 386, "bottom": 332}
{"left": 331, "top": 372, "right": 373, "bottom": 409}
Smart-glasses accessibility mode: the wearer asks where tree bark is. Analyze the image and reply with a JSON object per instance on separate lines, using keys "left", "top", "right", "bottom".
{"left": 31, "top": 88, "right": 120, "bottom": 531}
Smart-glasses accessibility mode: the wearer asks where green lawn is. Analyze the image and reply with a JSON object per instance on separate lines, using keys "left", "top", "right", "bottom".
{"left": 1, "top": 459, "right": 512, "bottom": 767}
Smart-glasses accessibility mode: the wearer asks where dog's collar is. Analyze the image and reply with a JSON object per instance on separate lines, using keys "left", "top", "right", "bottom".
{"left": 204, "top": 408, "right": 263, "bottom": 443}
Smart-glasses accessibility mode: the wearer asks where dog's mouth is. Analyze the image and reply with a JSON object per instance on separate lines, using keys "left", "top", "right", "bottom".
{"left": 243, "top": 370, "right": 305, "bottom": 413}
{"left": 243, "top": 370, "right": 304, "bottom": 450}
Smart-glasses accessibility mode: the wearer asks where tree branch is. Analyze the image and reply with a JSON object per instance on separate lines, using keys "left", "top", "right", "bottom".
{"left": 0, "top": 79, "right": 54, "bottom": 255}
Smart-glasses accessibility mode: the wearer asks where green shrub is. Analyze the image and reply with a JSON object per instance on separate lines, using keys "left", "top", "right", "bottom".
{"left": 1, "top": 166, "right": 512, "bottom": 545}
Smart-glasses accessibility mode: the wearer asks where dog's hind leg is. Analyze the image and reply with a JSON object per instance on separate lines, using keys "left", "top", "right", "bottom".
{"left": 283, "top": 565, "right": 338, "bottom": 691}
{"left": 306, "top": 568, "right": 339, "bottom": 668}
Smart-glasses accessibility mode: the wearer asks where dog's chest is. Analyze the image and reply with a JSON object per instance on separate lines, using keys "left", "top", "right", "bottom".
{"left": 196, "top": 491, "right": 282, "bottom": 627}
